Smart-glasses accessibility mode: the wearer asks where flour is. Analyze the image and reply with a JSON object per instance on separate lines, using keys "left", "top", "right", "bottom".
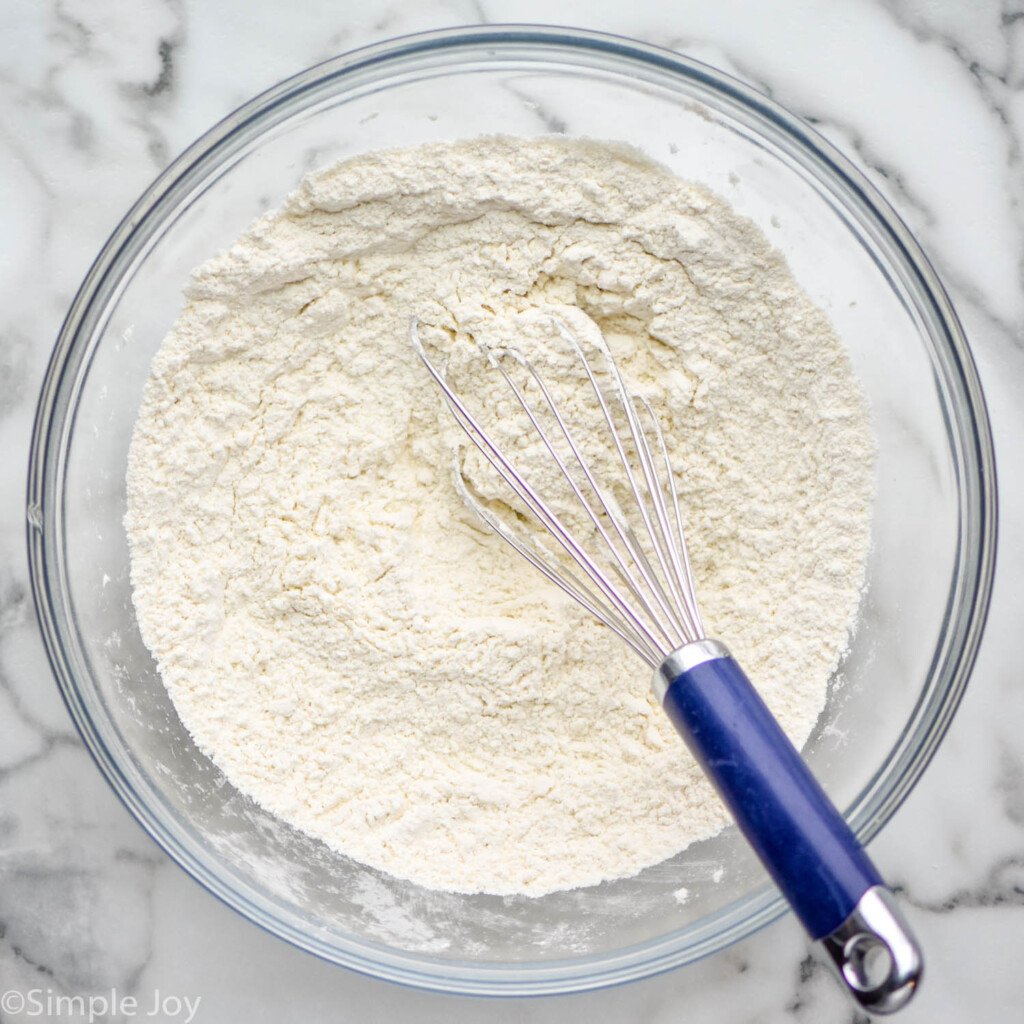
{"left": 125, "top": 137, "right": 874, "bottom": 896}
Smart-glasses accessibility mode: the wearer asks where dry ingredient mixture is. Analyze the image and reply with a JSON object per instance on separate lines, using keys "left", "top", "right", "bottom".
{"left": 126, "top": 137, "right": 874, "bottom": 896}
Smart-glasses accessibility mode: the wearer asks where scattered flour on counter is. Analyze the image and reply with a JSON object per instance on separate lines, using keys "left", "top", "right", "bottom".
{"left": 125, "top": 136, "right": 874, "bottom": 896}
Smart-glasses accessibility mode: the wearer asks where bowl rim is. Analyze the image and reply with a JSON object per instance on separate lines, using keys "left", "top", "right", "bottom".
{"left": 26, "top": 23, "right": 998, "bottom": 995}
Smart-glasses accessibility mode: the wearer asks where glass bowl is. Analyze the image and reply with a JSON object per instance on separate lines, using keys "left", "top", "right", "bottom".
{"left": 27, "top": 26, "right": 996, "bottom": 995}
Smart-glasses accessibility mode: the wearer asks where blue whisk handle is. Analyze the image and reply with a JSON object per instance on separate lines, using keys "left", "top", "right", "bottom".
{"left": 655, "top": 639, "right": 922, "bottom": 1013}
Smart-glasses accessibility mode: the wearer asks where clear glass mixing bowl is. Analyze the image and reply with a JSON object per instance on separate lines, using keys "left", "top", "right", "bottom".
{"left": 27, "top": 27, "right": 996, "bottom": 995}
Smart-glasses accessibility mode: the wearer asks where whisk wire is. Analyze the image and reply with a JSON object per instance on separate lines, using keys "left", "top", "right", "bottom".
{"left": 451, "top": 470, "right": 662, "bottom": 666}
{"left": 638, "top": 397, "right": 705, "bottom": 639}
{"left": 410, "top": 315, "right": 707, "bottom": 665}
{"left": 486, "top": 344, "right": 682, "bottom": 652}
{"left": 410, "top": 321, "right": 668, "bottom": 664}
{"left": 449, "top": 395, "right": 667, "bottom": 662}
{"left": 617, "top": 390, "right": 693, "bottom": 643}
{"left": 554, "top": 323, "right": 696, "bottom": 647}
{"left": 626, "top": 394, "right": 705, "bottom": 643}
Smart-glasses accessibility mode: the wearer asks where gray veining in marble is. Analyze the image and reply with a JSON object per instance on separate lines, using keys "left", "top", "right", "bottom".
{"left": 2, "top": 1, "right": 1023, "bottom": 1021}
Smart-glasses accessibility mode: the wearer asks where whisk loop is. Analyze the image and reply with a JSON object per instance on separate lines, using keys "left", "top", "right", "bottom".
{"left": 409, "top": 316, "right": 704, "bottom": 668}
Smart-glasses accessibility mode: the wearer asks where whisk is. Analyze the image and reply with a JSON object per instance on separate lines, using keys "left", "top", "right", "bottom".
{"left": 411, "top": 314, "right": 922, "bottom": 1014}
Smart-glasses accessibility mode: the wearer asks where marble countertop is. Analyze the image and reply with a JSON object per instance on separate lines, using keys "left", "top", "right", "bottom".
{"left": 2, "top": 1, "right": 1022, "bottom": 1021}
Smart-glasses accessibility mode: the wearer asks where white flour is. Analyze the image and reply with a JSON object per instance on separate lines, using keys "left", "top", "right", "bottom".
{"left": 126, "top": 137, "right": 874, "bottom": 896}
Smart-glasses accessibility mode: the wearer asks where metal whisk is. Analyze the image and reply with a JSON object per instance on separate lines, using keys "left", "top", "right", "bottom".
{"left": 411, "top": 314, "right": 922, "bottom": 1014}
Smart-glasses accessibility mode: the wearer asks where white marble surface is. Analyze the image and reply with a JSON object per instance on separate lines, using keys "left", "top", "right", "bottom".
{"left": 1, "top": 1, "right": 1022, "bottom": 1021}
